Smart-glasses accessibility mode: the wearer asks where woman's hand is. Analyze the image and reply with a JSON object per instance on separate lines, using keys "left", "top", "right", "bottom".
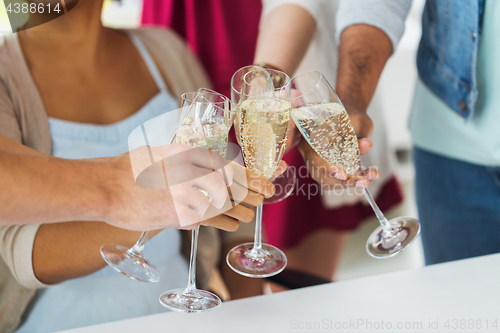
{"left": 104, "top": 144, "right": 233, "bottom": 231}
{"left": 104, "top": 144, "right": 286, "bottom": 232}
{"left": 200, "top": 161, "right": 286, "bottom": 231}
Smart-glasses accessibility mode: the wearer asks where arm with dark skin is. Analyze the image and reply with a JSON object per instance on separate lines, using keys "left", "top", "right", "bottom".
{"left": 335, "top": 24, "right": 393, "bottom": 138}
{"left": 254, "top": 5, "right": 381, "bottom": 188}
{"left": 297, "top": 24, "right": 393, "bottom": 188}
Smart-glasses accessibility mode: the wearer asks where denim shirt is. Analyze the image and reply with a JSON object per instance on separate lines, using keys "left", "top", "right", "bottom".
{"left": 336, "top": 0, "right": 486, "bottom": 119}
{"left": 417, "top": 0, "right": 485, "bottom": 119}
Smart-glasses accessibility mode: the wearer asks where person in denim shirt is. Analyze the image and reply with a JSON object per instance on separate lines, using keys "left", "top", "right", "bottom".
{"left": 331, "top": 0, "right": 500, "bottom": 265}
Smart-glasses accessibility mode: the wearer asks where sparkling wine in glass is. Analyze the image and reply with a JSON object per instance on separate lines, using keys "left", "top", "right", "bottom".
{"left": 99, "top": 90, "right": 213, "bottom": 283}
{"left": 231, "top": 66, "right": 296, "bottom": 205}
{"left": 159, "top": 89, "right": 236, "bottom": 312}
{"left": 226, "top": 67, "right": 290, "bottom": 277}
{"left": 290, "top": 70, "right": 420, "bottom": 258}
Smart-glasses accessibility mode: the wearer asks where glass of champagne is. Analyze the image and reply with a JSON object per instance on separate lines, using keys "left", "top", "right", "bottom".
{"left": 232, "top": 66, "right": 296, "bottom": 204}
{"left": 159, "top": 88, "right": 237, "bottom": 312}
{"left": 226, "top": 66, "right": 291, "bottom": 277}
{"left": 99, "top": 91, "right": 202, "bottom": 283}
{"left": 290, "top": 70, "right": 420, "bottom": 258}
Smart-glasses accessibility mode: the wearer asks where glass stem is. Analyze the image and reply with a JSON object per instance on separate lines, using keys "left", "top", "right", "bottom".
{"left": 185, "top": 226, "right": 200, "bottom": 294}
{"left": 253, "top": 204, "right": 264, "bottom": 251}
{"left": 129, "top": 231, "right": 151, "bottom": 256}
{"left": 362, "top": 188, "right": 393, "bottom": 232}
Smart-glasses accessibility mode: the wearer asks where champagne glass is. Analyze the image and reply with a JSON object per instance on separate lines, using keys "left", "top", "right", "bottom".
{"left": 101, "top": 231, "right": 159, "bottom": 283}
{"left": 232, "top": 66, "right": 296, "bottom": 205}
{"left": 290, "top": 70, "right": 420, "bottom": 258}
{"left": 263, "top": 165, "right": 296, "bottom": 204}
{"left": 226, "top": 66, "right": 290, "bottom": 277}
{"left": 100, "top": 91, "right": 192, "bottom": 283}
{"left": 159, "top": 89, "right": 237, "bottom": 312}
{"left": 262, "top": 70, "right": 297, "bottom": 204}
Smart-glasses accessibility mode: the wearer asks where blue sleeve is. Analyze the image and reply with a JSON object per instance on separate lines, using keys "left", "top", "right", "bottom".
{"left": 335, "top": 0, "right": 413, "bottom": 52}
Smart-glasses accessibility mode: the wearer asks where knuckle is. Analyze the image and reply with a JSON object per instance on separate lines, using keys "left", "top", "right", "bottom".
{"left": 251, "top": 193, "right": 264, "bottom": 206}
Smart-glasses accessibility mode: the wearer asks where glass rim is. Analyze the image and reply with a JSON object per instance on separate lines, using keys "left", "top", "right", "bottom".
{"left": 230, "top": 65, "right": 267, "bottom": 97}
{"left": 290, "top": 70, "right": 342, "bottom": 107}
{"left": 231, "top": 66, "right": 291, "bottom": 98}
{"left": 181, "top": 89, "right": 237, "bottom": 114}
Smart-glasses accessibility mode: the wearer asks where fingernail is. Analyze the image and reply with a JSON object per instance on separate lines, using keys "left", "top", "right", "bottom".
{"left": 356, "top": 180, "right": 368, "bottom": 188}
{"left": 265, "top": 185, "right": 276, "bottom": 198}
{"left": 335, "top": 172, "right": 347, "bottom": 180}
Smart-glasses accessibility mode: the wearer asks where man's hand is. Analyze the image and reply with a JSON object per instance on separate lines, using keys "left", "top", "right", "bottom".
{"left": 301, "top": 23, "right": 393, "bottom": 190}
{"left": 296, "top": 21, "right": 394, "bottom": 190}
{"left": 298, "top": 136, "right": 380, "bottom": 189}
{"left": 345, "top": 104, "right": 374, "bottom": 139}
{"left": 294, "top": 101, "right": 379, "bottom": 189}
{"left": 299, "top": 22, "right": 394, "bottom": 190}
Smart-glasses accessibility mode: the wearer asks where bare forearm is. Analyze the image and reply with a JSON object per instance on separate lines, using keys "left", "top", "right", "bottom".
{"left": 254, "top": 4, "right": 316, "bottom": 75}
{"left": 335, "top": 24, "right": 393, "bottom": 113}
{"left": 32, "top": 222, "right": 160, "bottom": 284}
{"left": 0, "top": 146, "right": 112, "bottom": 225}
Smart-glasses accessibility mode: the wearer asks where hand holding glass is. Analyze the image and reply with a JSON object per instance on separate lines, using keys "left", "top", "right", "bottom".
{"left": 290, "top": 70, "right": 420, "bottom": 258}
{"left": 226, "top": 66, "right": 291, "bottom": 277}
{"left": 159, "top": 89, "right": 236, "bottom": 312}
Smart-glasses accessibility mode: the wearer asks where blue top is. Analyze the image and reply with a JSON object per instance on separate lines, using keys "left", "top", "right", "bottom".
{"left": 15, "top": 33, "right": 188, "bottom": 333}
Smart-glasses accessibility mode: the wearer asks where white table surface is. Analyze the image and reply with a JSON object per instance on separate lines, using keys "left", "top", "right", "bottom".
{"left": 57, "top": 253, "right": 500, "bottom": 333}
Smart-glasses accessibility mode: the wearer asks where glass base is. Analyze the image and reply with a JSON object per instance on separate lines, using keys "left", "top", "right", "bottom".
{"left": 100, "top": 244, "right": 160, "bottom": 283}
{"left": 366, "top": 217, "right": 421, "bottom": 259}
{"left": 226, "top": 242, "right": 287, "bottom": 278}
{"left": 159, "top": 288, "right": 221, "bottom": 313}
{"left": 264, "top": 166, "right": 296, "bottom": 204}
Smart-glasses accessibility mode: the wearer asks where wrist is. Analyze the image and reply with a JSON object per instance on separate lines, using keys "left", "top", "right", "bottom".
{"left": 341, "top": 103, "right": 373, "bottom": 138}
{"left": 82, "top": 157, "right": 121, "bottom": 224}
{"left": 339, "top": 101, "right": 367, "bottom": 115}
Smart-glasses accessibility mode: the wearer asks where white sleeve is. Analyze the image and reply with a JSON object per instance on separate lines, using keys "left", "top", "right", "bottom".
{"left": 335, "top": 0, "right": 412, "bottom": 52}
{"left": 0, "top": 224, "right": 48, "bottom": 289}
{"left": 0, "top": 80, "right": 48, "bottom": 290}
{"left": 261, "top": 0, "right": 325, "bottom": 23}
